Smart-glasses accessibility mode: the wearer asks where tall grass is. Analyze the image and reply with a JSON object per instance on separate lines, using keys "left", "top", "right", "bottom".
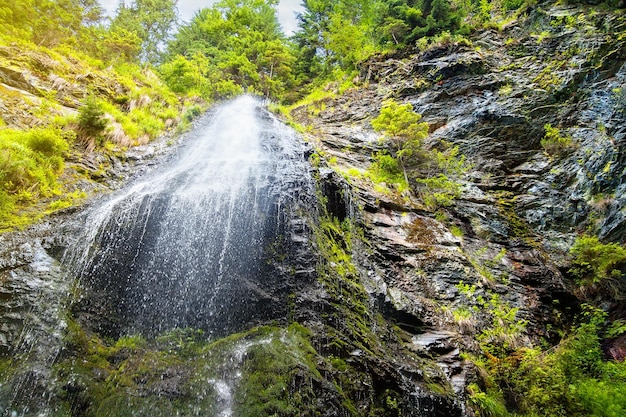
{"left": 0, "top": 126, "right": 71, "bottom": 228}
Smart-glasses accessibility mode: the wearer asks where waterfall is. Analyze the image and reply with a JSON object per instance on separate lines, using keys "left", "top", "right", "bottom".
{"left": 67, "top": 95, "right": 313, "bottom": 338}
{"left": 1, "top": 95, "right": 316, "bottom": 416}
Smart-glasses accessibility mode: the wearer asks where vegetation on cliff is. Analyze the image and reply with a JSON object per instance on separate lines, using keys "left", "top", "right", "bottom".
{"left": 283, "top": 1, "right": 626, "bottom": 416}
{"left": 0, "top": 1, "right": 199, "bottom": 230}
{"left": 1, "top": 0, "right": 626, "bottom": 416}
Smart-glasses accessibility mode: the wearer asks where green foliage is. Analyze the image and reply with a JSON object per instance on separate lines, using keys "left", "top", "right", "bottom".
{"left": 570, "top": 235, "right": 626, "bottom": 284}
{"left": 0, "top": 126, "right": 73, "bottom": 229}
{"left": 326, "top": 12, "right": 377, "bottom": 69}
{"left": 370, "top": 99, "right": 429, "bottom": 187}
{"left": 165, "top": 0, "right": 295, "bottom": 100}
{"left": 182, "top": 104, "right": 204, "bottom": 123}
{"left": 0, "top": 0, "right": 104, "bottom": 48}
{"left": 292, "top": 0, "right": 379, "bottom": 80}
{"left": 541, "top": 124, "right": 576, "bottom": 156}
{"left": 158, "top": 55, "right": 210, "bottom": 96}
{"left": 55, "top": 318, "right": 379, "bottom": 416}
{"left": 476, "top": 293, "right": 528, "bottom": 355}
{"left": 78, "top": 96, "right": 107, "bottom": 141}
{"left": 25, "top": 125, "right": 71, "bottom": 159}
{"left": 365, "top": 100, "right": 466, "bottom": 207}
{"left": 372, "top": 100, "right": 428, "bottom": 141}
{"left": 374, "top": 0, "right": 469, "bottom": 47}
{"left": 467, "top": 383, "right": 510, "bottom": 417}
{"left": 455, "top": 279, "right": 527, "bottom": 355}
{"left": 0, "top": 127, "right": 68, "bottom": 194}
{"left": 110, "top": 0, "right": 178, "bottom": 64}
{"left": 234, "top": 323, "right": 322, "bottom": 416}
{"left": 414, "top": 143, "right": 466, "bottom": 208}
{"left": 368, "top": 151, "right": 409, "bottom": 192}
{"left": 569, "top": 235, "right": 626, "bottom": 300}
{"left": 415, "top": 173, "right": 461, "bottom": 209}
{"left": 468, "top": 306, "right": 626, "bottom": 417}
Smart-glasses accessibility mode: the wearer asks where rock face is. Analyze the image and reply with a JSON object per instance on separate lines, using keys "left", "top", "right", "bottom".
{"left": 288, "top": 2, "right": 626, "bottom": 414}
{"left": 0, "top": 4, "right": 625, "bottom": 417}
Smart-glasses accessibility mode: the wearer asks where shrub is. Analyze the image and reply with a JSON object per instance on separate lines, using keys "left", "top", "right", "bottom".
{"left": 569, "top": 235, "right": 626, "bottom": 299}
{"left": 541, "top": 124, "right": 576, "bottom": 156}
{"left": 25, "top": 127, "right": 71, "bottom": 173}
{"left": 371, "top": 100, "right": 429, "bottom": 186}
{"left": 570, "top": 235, "right": 626, "bottom": 284}
{"left": 128, "top": 108, "right": 165, "bottom": 140}
{"left": 182, "top": 105, "right": 203, "bottom": 123}
{"left": 367, "top": 151, "right": 409, "bottom": 193}
{"left": 159, "top": 55, "right": 208, "bottom": 96}
{"left": 414, "top": 145, "right": 466, "bottom": 210}
{"left": 415, "top": 173, "right": 461, "bottom": 209}
{"left": 371, "top": 100, "right": 428, "bottom": 143}
{"left": 78, "top": 96, "right": 107, "bottom": 139}
{"left": 468, "top": 306, "right": 626, "bottom": 417}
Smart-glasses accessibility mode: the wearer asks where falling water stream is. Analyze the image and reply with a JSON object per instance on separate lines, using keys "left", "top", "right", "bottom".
{"left": 0, "top": 95, "right": 315, "bottom": 416}
{"left": 70, "top": 94, "right": 313, "bottom": 338}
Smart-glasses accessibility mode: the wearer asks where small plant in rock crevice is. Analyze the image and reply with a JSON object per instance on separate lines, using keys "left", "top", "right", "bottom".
{"left": 569, "top": 234, "right": 626, "bottom": 301}
{"left": 77, "top": 95, "right": 108, "bottom": 147}
{"left": 540, "top": 123, "right": 576, "bottom": 157}
{"left": 367, "top": 100, "right": 466, "bottom": 208}
{"left": 371, "top": 99, "right": 429, "bottom": 185}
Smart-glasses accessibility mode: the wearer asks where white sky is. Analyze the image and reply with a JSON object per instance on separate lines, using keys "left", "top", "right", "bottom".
{"left": 100, "top": 0, "right": 303, "bottom": 34}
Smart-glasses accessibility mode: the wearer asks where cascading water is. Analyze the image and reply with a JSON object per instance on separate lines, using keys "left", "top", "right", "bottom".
{"left": 67, "top": 94, "right": 314, "bottom": 339}
{"left": 1, "top": 95, "right": 317, "bottom": 416}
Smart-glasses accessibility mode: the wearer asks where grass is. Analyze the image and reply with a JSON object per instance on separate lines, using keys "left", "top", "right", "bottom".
{"left": 0, "top": 34, "right": 205, "bottom": 231}
{"left": 541, "top": 124, "right": 577, "bottom": 157}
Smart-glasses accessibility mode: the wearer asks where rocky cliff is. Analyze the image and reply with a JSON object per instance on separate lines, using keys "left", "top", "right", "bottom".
{"left": 0, "top": 2, "right": 625, "bottom": 417}
{"left": 286, "top": 1, "right": 626, "bottom": 414}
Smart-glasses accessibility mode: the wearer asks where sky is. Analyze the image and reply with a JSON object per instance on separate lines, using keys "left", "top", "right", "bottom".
{"left": 100, "top": 0, "right": 303, "bottom": 34}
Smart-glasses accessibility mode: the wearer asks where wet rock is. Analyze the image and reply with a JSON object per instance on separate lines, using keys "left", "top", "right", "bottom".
{"left": 289, "top": 6, "right": 626, "bottom": 414}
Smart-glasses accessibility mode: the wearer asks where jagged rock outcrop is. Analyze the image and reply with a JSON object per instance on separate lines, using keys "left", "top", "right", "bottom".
{"left": 1, "top": 3, "right": 625, "bottom": 417}
{"left": 290, "top": 2, "right": 626, "bottom": 412}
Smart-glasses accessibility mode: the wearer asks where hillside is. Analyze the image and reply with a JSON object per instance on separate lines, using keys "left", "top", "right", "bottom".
{"left": 0, "top": 37, "right": 205, "bottom": 231}
{"left": 285, "top": 2, "right": 626, "bottom": 415}
{"left": 0, "top": 1, "right": 625, "bottom": 417}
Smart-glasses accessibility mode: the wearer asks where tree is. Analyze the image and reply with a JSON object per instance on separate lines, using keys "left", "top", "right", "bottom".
{"left": 0, "top": 0, "right": 105, "bottom": 47}
{"left": 291, "top": 0, "right": 334, "bottom": 81}
{"left": 371, "top": 100, "right": 429, "bottom": 184}
{"left": 164, "top": 0, "right": 295, "bottom": 100}
{"left": 110, "top": 0, "right": 178, "bottom": 64}
{"left": 291, "top": 0, "right": 380, "bottom": 77}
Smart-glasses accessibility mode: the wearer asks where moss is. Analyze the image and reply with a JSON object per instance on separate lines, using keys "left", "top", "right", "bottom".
{"left": 56, "top": 318, "right": 371, "bottom": 417}
{"left": 234, "top": 324, "right": 324, "bottom": 416}
{"left": 0, "top": 357, "right": 14, "bottom": 381}
{"left": 314, "top": 213, "right": 375, "bottom": 356}
{"left": 494, "top": 191, "right": 537, "bottom": 246}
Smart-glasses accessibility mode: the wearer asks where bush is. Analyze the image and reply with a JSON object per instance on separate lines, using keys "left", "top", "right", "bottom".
{"left": 370, "top": 100, "right": 429, "bottom": 189}
{"left": 569, "top": 235, "right": 626, "bottom": 300}
{"left": 371, "top": 100, "right": 428, "bottom": 143}
{"left": 182, "top": 105, "right": 203, "bottom": 123}
{"left": 26, "top": 127, "right": 70, "bottom": 157}
{"left": 468, "top": 306, "right": 626, "bottom": 417}
{"left": 0, "top": 126, "right": 72, "bottom": 228}
{"left": 367, "top": 151, "right": 408, "bottom": 192}
{"left": 541, "top": 124, "right": 576, "bottom": 156}
{"left": 78, "top": 96, "right": 107, "bottom": 139}
{"left": 129, "top": 108, "right": 165, "bottom": 139}
{"left": 0, "top": 128, "right": 68, "bottom": 195}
